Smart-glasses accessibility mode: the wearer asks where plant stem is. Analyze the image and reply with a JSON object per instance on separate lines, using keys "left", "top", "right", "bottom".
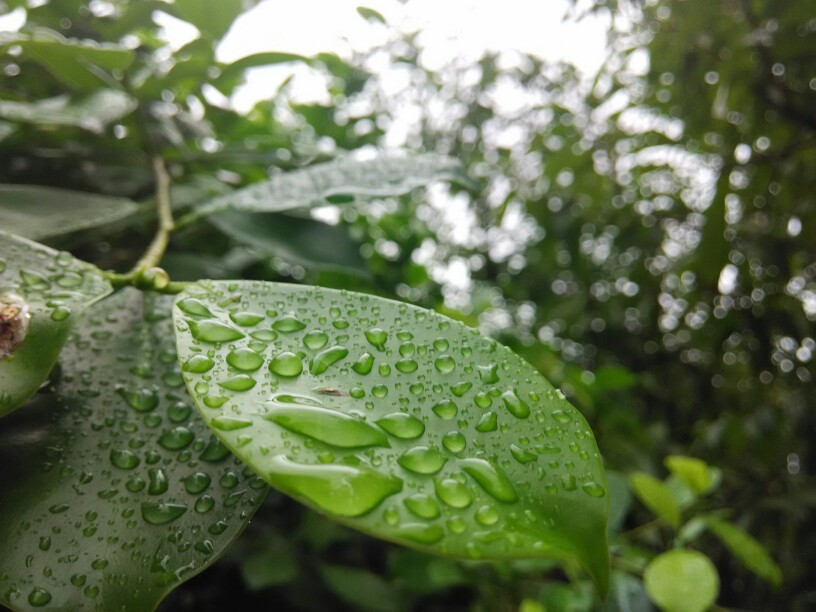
{"left": 130, "top": 156, "right": 175, "bottom": 274}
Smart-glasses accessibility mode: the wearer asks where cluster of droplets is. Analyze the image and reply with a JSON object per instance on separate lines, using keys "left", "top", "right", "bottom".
{"left": 174, "top": 281, "right": 606, "bottom": 560}
{"left": 0, "top": 291, "right": 266, "bottom": 609}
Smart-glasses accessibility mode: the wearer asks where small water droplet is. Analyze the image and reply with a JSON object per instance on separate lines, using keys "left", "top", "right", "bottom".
{"left": 226, "top": 348, "right": 264, "bottom": 371}
{"left": 177, "top": 298, "right": 213, "bottom": 317}
{"left": 182, "top": 355, "right": 214, "bottom": 373}
{"left": 375, "top": 413, "right": 425, "bottom": 439}
{"left": 475, "top": 411, "right": 498, "bottom": 432}
{"left": 195, "top": 495, "right": 215, "bottom": 513}
{"left": 433, "top": 338, "right": 450, "bottom": 351}
{"left": 397, "top": 523, "right": 444, "bottom": 545}
{"left": 434, "top": 478, "right": 472, "bottom": 508}
{"left": 552, "top": 410, "right": 571, "bottom": 423}
{"left": 582, "top": 481, "right": 606, "bottom": 497}
{"left": 403, "top": 493, "right": 441, "bottom": 519}
{"left": 510, "top": 444, "right": 537, "bottom": 464}
{"left": 118, "top": 387, "right": 159, "bottom": 412}
{"left": 432, "top": 399, "right": 458, "bottom": 420}
{"left": 398, "top": 446, "right": 448, "bottom": 474}
{"left": 442, "top": 431, "right": 466, "bottom": 453}
{"left": 478, "top": 363, "right": 499, "bottom": 383}
{"left": 38, "top": 536, "right": 51, "bottom": 551}
{"left": 50, "top": 305, "right": 71, "bottom": 321}
{"left": 184, "top": 472, "right": 212, "bottom": 494}
{"left": 148, "top": 468, "right": 169, "bottom": 495}
{"left": 310, "top": 345, "right": 349, "bottom": 375}
{"left": 250, "top": 329, "right": 278, "bottom": 341}
{"left": 395, "top": 358, "right": 418, "bottom": 373}
{"left": 434, "top": 355, "right": 456, "bottom": 374}
{"left": 229, "top": 311, "right": 265, "bottom": 326}
{"left": 110, "top": 448, "right": 140, "bottom": 470}
{"left": 141, "top": 502, "right": 188, "bottom": 525}
{"left": 211, "top": 414, "right": 254, "bottom": 431}
{"left": 268, "top": 351, "right": 303, "bottom": 377}
{"left": 451, "top": 381, "right": 472, "bottom": 397}
{"left": 304, "top": 330, "right": 329, "bottom": 350}
{"left": 158, "top": 426, "right": 195, "bottom": 450}
{"left": 218, "top": 374, "right": 257, "bottom": 391}
{"left": 475, "top": 505, "right": 499, "bottom": 526}
{"left": 474, "top": 392, "right": 492, "bottom": 408}
{"left": 190, "top": 319, "right": 245, "bottom": 343}
{"left": 364, "top": 327, "right": 388, "bottom": 350}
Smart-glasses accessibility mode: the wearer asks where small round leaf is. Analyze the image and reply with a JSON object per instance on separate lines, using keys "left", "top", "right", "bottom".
{"left": 644, "top": 549, "right": 719, "bottom": 612}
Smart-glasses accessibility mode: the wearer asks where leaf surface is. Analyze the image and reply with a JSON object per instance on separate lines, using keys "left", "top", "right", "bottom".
{"left": 0, "top": 289, "right": 267, "bottom": 610}
{"left": 643, "top": 549, "right": 719, "bottom": 612}
{"left": 706, "top": 518, "right": 782, "bottom": 586}
{"left": 0, "top": 231, "right": 111, "bottom": 416}
{"left": 0, "top": 185, "right": 138, "bottom": 240}
{"left": 172, "top": 280, "right": 609, "bottom": 591}
{"left": 0, "top": 91, "right": 137, "bottom": 134}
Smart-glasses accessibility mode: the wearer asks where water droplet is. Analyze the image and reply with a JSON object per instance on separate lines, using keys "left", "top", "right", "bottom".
{"left": 582, "top": 481, "right": 606, "bottom": 498}
{"left": 434, "top": 478, "right": 472, "bottom": 508}
{"left": 365, "top": 327, "right": 388, "bottom": 350}
{"left": 442, "top": 431, "right": 466, "bottom": 453}
{"left": 269, "top": 351, "right": 303, "bottom": 377}
{"left": 534, "top": 443, "right": 561, "bottom": 454}
{"left": 250, "top": 329, "right": 278, "bottom": 341}
{"left": 218, "top": 375, "right": 257, "bottom": 391}
{"left": 272, "top": 314, "right": 306, "bottom": 332}
{"left": 460, "top": 458, "right": 518, "bottom": 503}
{"left": 200, "top": 438, "right": 231, "bottom": 462}
{"left": 148, "top": 468, "right": 169, "bottom": 495}
{"left": 434, "top": 355, "right": 456, "bottom": 374}
{"left": 397, "top": 523, "right": 444, "bottom": 545}
{"left": 371, "top": 384, "right": 388, "bottom": 398}
{"left": 304, "top": 330, "right": 329, "bottom": 350}
{"left": 399, "top": 342, "right": 415, "bottom": 357}
{"left": 478, "top": 363, "right": 499, "bottom": 383}
{"left": 141, "top": 502, "right": 188, "bottom": 525}
{"left": 226, "top": 348, "right": 264, "bottom": 371}
{"left": 267, "top": 455, "right": 402, "bottom": 517}
{"left": 552, "top": 410, "right": 571, "bottom": 423}
{"left": 395, "top": 358, "right": 418, "bottom": 373}
{"left": 501, "top": 389, "right": 530, "bottom": 419}
{"left": 475, "top": 505, "right": 499, "bottom": 526}
{"left": 190, "top": 319, "right": 245, "bottom": 343}
{"left": 195, "top": 495, "right": 215, "bottom": 513}
{"left": 266, "top": 403, "right": 389, "bottom": 448}
{"left": 352, "top": 352, "right": 374, "bottom": 375}
{"left": 177, "top": 298, "right": 213, "bottom": 317}
{"left": 203, "top": 394, "right": 227, "bottom": 408}
{"left": 118, "top": 387, "right": 158, "bottom": 412}
{"left": 110, "top": 448, "right": 140, "bottom": 470}
{"left": 27, "top": 587, "right": 51, "bottom": 607}
{"left": 229, "top": 311, "right": 265, "bottom": 326}
{"left": 474, "top": 392, "right": 492, "bottom": 408}
{"left": 398, "top": 446, "right": 447, "bottom": 475}
{"left": 168, "top": 402, "right": 192, "bottom": 423}
{"left": 510, "top": 444, "right": 537, "bottom": 464}
{"left": 475, "top": 411, "right": 498, "bottom": 432}
{"left": 158, "top": 426, "right": 195, "bottom": 450}
{"left": 70, "top": 574, "right": 86, "bottom": 587}
{"left": 375, "top": 413, "right": 425, "bottom": 439}
{"left": 184, "top": 472, "right": 211, "bottom": 494}
{"left": 432, "top": 399, "right": 458, "bottom": 420}
{"left": 38, "top": 536, "right": 51, "bottom": 551}
{"left": 310, "top": 345, "right": 349, "bottom": 375}
{"left": 451, "top": 381, "right": 472, "bottom": 397}
{"left": 210, "top": 416, "right": 255, "bottom": 434}
{"left": 403, "top": 493, "right": 441, "bottom": 519}
{"left": 433, "top": 338, "right": 450, "bottom": 351}
{"left": 50, "top": 305, "right": 71, "bottom": 321}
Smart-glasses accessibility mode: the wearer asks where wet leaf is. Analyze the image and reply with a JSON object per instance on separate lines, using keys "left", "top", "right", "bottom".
{"left": 706, "top": 518, "right": 782, "bottom": 587}
{"left": 0, "top": 231, "right": 111, "bottom": 416}
{"left": 0, "top": 91, "right": 137, "bottom": 134}
{"left": 173, "top": 280, "right": 609, "bottom": 592}
{"left": 0, "top": 185, "right": 138, "bottom": 240}
{"left": 643, "top": 549, "right": 719, "bottom": 612}
{"left": 191, "top": 154, "right": 478, "bottom": 218}
{"left": 0, "top": 289, "right": 267, "bottom": 610}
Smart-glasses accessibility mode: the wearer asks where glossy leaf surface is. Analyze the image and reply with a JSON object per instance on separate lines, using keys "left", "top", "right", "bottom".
{"left": 173, "top": 280, "right": 609, "bottom": 591}
{"left": 0, "top": 289, "right": 267, "bottom": 610}
{"left": 643, "top": 549, "right": 719, "bottom": 612}
{"left": 0, "top": 231, "right": 111, "bottom": 416}
{"left": 0, "top": 185, "right": 138, "bottom": 240}
{"left": 192, "top": 154, "right": 477, "bottom": 218}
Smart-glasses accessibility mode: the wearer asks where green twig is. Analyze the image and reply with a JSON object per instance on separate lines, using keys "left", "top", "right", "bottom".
{"left": 130, "top": 156, "right": 175, "bottom": 274}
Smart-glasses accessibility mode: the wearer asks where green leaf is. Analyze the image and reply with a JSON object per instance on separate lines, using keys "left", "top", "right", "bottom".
{"left": 319, "top": 564, "right": 398, "bottom": 612}
{"left": 0, "top": 289, "right": 268, "bottom": 610}
{"left": 0, "top": 185, "right": 138, "bottom": 240}
{"left": 209, "top": 211, "right": 369, "bottom": 275}
{"left": 356, "top": 6, "right": 387, "bottom": 24}
{"left": 192, "top": 154, "right": 478, "bottom": 218}
{"left": 605, "top": 471, "right": 632, "bottom": 535}
{"left": 643, "top": 549, "right": 719, "bottom": 612}
{"left": 213, "top": 52, "right": 311, "bottom": 94}
{"left": 706, "top": 518, "right": 782, "bottom": 587}
{"left": 6, "top": 28, "right": 135, "bottom": 90}
{"left": 0, "top": 90, "right": 137, "bottom": 134}
{"left": 664, "top": 455, "right": 721, "bottom": 496}
{"left": 172, "top": 280, "right": 610, "bottom": 593}
{"left": 0, "top": 231, "right": 111, "bottom": 416}
{"left": 629, "top": 473, "right": 680, "bottom": 528}
{"left": 172, "top": 0, "right": 243, "bottom": 40}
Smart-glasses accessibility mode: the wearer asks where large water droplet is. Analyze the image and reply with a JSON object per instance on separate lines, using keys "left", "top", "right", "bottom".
{"left": 403, "top": 493, "right": 441, "bottom": 519}
{"left": 184, "top": 472, "right": 211, "bottom": 494}
{"left": 141, "top": 502, "right": 188, "bottom": 525}
{"left": 310, "top": 345, "right": 349, "bottom": 375}
{"left": 229, "top": 311, "right": 265, "bottom": 326}
{"left": 226, "top": 348, "right": 264, "bottom": 371}
{"left": 189, "top": 319, "right": 245, "bottom": 343}
{"left": 434, "top": 478, "right": 472, "bottom": 508}
{"left": 432, "top": 399, "right": 458, "bottom": 420}
{"left": 118, "top": 387, "right": 158, "bottom": 412}
{"left": 459, "top": 458, "right": 518, "bottom": 503}
{"left": 351, "top": 352, "right": 374, "bottom": 375}
{"left": 475, "top": 411, "right": 498, "bottom": 432}
{"left": 182, "top": 355, "right": 215, "bottom": 373}
{"left": 304, "top": 330, "right": 328, "bottom": 350}
{"left": 148, "top": 468, "right": 169, "bottom": 495}
{"left": 267, "top": 455, "right": 402, "bottom": 517}
{"left": 364, "top": 327, "right": 387, "bottom": 350}
{"left": 397, "top": 446, "right": 447, "bottom": 474}
{"left": 158, "top": 426, "right": 195, "bottom": 450}
{"left": 266, "top": 404, "right": 389, "bottom": 448}
{"left": 272, "top": 314, "right": 306, "bottom": 332}
{"left": 475, "top": 505, "right": 499, "bottom": 526}
{"left": 510, "top": 444, "right": 537, "bottom": 464}
{"left": 110, "top": 448, "right": 140, "bottom": 470}
{"left": 177, "top": 298, "right": 213, "bottom": 317}
{"left": 27, "top": 587, "right": 52, "bottom": 607}
{"left": 582, "top": 481, "right": 606, "bottom": 498}
{"left": 395, "top": 358, "right": 418, "bottom": 373}
{"left": 218, "top": 375, "right": 257, "bottom": 391}
{"left": 450, "top": 381, "right": 472, "bottom": 397}
{"left": 442, "top": 431, "right": 466, "bottom": 453}
{"left": 375, "top": 413, "right": 425, "bottom": 439}
{"left": 268, "top": 352, "right": 303, "bottom": 377}
{"left": 397, "top": 523, "right": 444, "bottom": 545}
{"left": 434, "top": 355, "right": 456, "bottom": 374}
{"left": 211, "top": 415, "right": 253, "bottom": 431}
{"left": 478, "top": 363, "right": 499, "bottom": 383}
{"left": 501, "top": 389, "right": 530, "bottom": 419}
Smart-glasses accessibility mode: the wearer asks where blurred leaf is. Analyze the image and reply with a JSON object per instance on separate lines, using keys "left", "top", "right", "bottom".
{"left": 0, "top": 185, "right": 138, "bottom": 240}
{"left": 0, "top": 90, "right": 137, "bottom": 134}
{"left": 388, "top": 550, "right": 467, "bottom": 595}
{"left": 706, "top": 518, "right": 782, "bottom": 587}
{"left": 664, "top": 455, "right": 721, "bottom": 496}
{"left": 592, "top": 366, "right": 637, "bottom": 391}
{"left": 320, "top": 564, "right": 399, "bottom": 612}
{"left": 606, "top": 471, "right": 632, "bottom": 534}
{"left": 629, "top": 473, "right": 680, "bottom": 528}
{"left": 5, "top": 28, "right": 134, "bottom": 90}
{"left": 356, "top": 6, "right": 387, "bottom": 24}
{"left": 240, "top": 536, "right": 298, "bottom": 590}
{"left": 0, "top": 231, "right": 111, "bottom": 416}
{"left": 209, "top": 211, "right": 369, "bottom": 276}
{"left": 643, "top": 549, "right": 719, "bottom": 612}
{"left": 213, "top": 52, "right": 311, "bottom": 94}
{"left": 172, "top": 0, "right": 243, "bottom": 40}
{"left": 664, "top": 475, "right": 697, "bottom": 510}
{"left": 0, "top": 289, "right": 268, "bottom": 610}
{"left": 191, "top": 154, "right": 477, "bottom": 218}
{"left": 598, "top": 570, "right": 651, "bottom": 612}
{"left": 539, "top": 582, "right": 593, "bottom": 612}
{"left": 173, "top": 280, "right": 610, "bottom": 593}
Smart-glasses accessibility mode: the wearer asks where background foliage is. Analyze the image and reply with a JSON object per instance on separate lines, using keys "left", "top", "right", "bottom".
{"left": 0, "top": 0, "right": 813, "bottom": 609}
